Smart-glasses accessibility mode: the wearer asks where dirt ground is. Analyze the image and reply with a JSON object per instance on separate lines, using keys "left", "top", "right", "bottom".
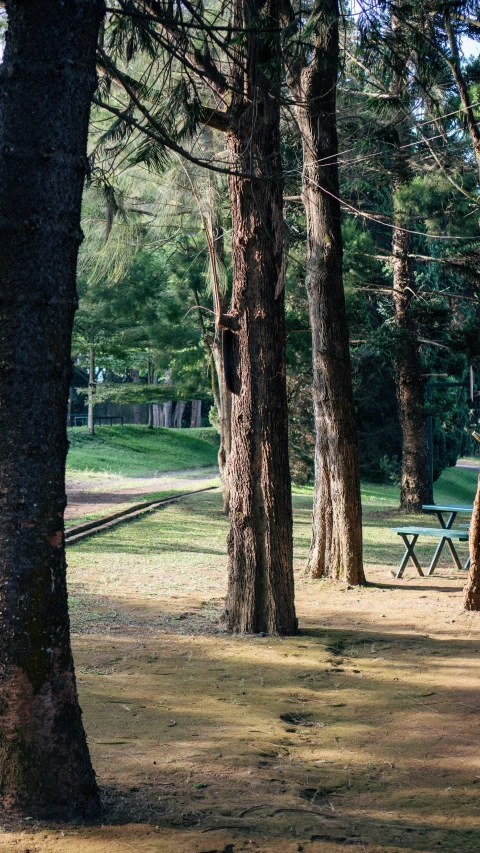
{"left": 65, "top": 468, "right": 218, "bottom": 522}
{"left": 1, "top": 491, "right": 479, "bottom": 853}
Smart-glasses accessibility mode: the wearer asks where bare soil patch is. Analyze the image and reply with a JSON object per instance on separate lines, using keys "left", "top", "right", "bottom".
{"left": 1, "top": 492, "right": 479, "bottom": 853}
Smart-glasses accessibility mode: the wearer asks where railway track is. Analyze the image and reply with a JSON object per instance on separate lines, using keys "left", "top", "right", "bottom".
{"left": 65, "top": 485, "right": 218, "bottom": 544}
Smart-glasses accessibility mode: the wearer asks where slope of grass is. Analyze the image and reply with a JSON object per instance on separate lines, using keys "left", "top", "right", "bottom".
{"left": 67, "top": 425, "right": 219, "bottom": 476}
{"left": 434, "top": 465, "right": 478, "bottom": 505}
{"left": 360, "top": 465, "right": 478, "bottom": 508}
{"left": 294, "top": 462, "right": 478, "bottom": 509}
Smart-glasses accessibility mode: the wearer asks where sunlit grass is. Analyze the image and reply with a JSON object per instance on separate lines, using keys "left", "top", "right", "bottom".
{"left": 66, "top": 424, "right": 219, "bottom": 476}
{"left": 294, "top": 464, "right": 478, "bottom": 511}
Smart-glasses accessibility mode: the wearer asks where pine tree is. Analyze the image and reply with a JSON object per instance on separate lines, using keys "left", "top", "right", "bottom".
{"left": 0, "top": 0, "right": 103, "bottom": 819}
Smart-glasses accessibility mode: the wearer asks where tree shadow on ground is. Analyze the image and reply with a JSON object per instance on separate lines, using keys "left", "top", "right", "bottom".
{"left": 65, "top": 590, "right": 480, "bottom": 853}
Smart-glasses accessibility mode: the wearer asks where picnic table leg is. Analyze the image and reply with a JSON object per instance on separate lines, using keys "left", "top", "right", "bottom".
{"left": 444, "top": 539, "right": 463, "bottom": 571}
{"left": 396, "top": 533, "right": 424, "bottom": 579}
{"left": 428, "top": 511, "right": 463, "bottom": 574}
{"left": 427, "top": 537, "right": 462, "bottom": 575}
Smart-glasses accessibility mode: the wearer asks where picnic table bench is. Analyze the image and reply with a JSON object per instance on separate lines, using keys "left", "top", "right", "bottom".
{"left": 392, "top": 526, "right": 469, "bottom": 578}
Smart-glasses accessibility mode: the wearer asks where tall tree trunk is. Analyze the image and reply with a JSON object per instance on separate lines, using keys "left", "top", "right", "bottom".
{"left": 464, "top": 473, "right": 480, "bottom": 610}
{"left": 88, "top": 346, "right": 95, "bottom": 435}
{"left": 163, "top": 400, "right": 173, "bottom": 428}
{"left": 220, "top": 0, "right": 296, "bottom": 635}
{"left": 287, "top": 0, "right": 364, "bottom": 584}
{"left": 131, "top": 368, "right": 141, "bottom": 424}
{"left": 0, "top": 0, "right": 103, "bottom": 819}
{"left": 173, "top": 401, "right": 186, "bottom": 428}
{"left": 190, "top": 399, "right": 202, "bottom": 428}
{"left": 392, "top": 222, "right": 432, "bottom": 510}
{"left": 147, "top": 357, "right": 154, "bottom": 429}
{"left": 390, "top": 10, "right": 432, "bottom": 512}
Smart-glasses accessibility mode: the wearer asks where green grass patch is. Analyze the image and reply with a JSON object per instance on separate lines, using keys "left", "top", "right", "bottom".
{"left": 294, "top": 462, "right": 478, "bottom": 510}
{"left": 67, "top": 425, "right": 219, "bottom": 476}
{"left": 66, "top": 490, "right": 468, "bottom": 605}
{"left": 293, "top": 480, "right": 400, "bottom": 507}
{"left": 359, "top": 465, "right": 478, "bottom": 509}
{"left": 64, "top": 488, "right": 185, "bottom": 528}
{"left": 434, "top": 465, "right": 478, "bottom": 505}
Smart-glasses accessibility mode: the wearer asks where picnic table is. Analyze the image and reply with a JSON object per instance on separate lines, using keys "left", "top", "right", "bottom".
{"left": 422, "top": 504, "right": 473, "bottom": 573}
{"left": 391, "top": 503, "right": 472, "bottom": 578}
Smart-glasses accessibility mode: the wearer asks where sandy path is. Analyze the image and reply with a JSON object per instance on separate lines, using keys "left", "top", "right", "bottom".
{"left": 456, "top": 458, "right": 480, "bottom": 470}
{"left": 65, "top": 466, "right": 219, "bottom": 521}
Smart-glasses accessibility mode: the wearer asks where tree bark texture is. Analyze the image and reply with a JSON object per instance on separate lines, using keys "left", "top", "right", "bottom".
{"left": 163, "top": 400, "right": 173, "bottom": 428}
{"left": 287, "top": 0, "right": 364, "bottom": 583}
{"left": 392, "top": 222, "right": 432, "bottom": 511}
{"left": 220, "top": 0, "right": 296, "bottom": 635}
{"left": 464, "top": 473, "right": 480, "bottom": 610}
{"left": 88, "top": 346, "right": 95, "bottom": 435}
{"left": 190, "top": 399, "right": 202, "bottom": 428}
{"left": 173, "top": 401, "right": 186, "bottom": 428}
{"left": 147, "top": 358, "right": 155, "bottom": 429}
{"left": 0, "top": 0, "right": 103, "bottom": 819}
{"left": 390, "top": 10, "right": 432, "bottom": 512}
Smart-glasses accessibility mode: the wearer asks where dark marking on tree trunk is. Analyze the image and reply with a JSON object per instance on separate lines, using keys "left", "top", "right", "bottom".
{"left": 222, "top": 328, "right": 236, "bottom": 395}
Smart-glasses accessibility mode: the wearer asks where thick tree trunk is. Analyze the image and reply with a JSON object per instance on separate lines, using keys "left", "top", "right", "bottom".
{"left": 163, "top": 400, "right": 173, "bottom": 428}
{"left": 289, "top": 0, "right": 364, "bottom": 584}
{"left": 389, "top": 9, "right": 432, "bottom": 513}
{"left": 88, "top": 346, "right": 95, "bottom": 435}
{"left": 220, "top": 0, "right": 296, "bottom": 635}
{"left": 190, "top": 399, "right": 202, "bottom": 428}
{"left": 464, "top": 474, "right": 480, "bottom": 610}
{"left": 0, "top": 0, "right": 103, "bottom": 819}
{"left": 392, "top": 224, "right": 432, "bottom": 511}
{"left": 173, "top": 401, "right": 186, "bottom": 428}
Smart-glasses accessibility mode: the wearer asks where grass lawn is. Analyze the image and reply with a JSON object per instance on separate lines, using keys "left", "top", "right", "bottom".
{"left": 67, "top": 425, "right": 219, "bottom": 476}
{"left": 294, "top": 464, "right": 479, "bottom": 509}
{"left": 67, "top": 424, "right": 478, "bottom": 511}
{"left": 361, "top": 464, "right": 478, "bottom": 507}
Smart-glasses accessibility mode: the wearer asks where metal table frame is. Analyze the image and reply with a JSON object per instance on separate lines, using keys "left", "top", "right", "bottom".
{"left": 421, "top": 504, "right": 472, "bottom": 574}
{"left": 393, "top": 526, "right": 470, "bottom": 578}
